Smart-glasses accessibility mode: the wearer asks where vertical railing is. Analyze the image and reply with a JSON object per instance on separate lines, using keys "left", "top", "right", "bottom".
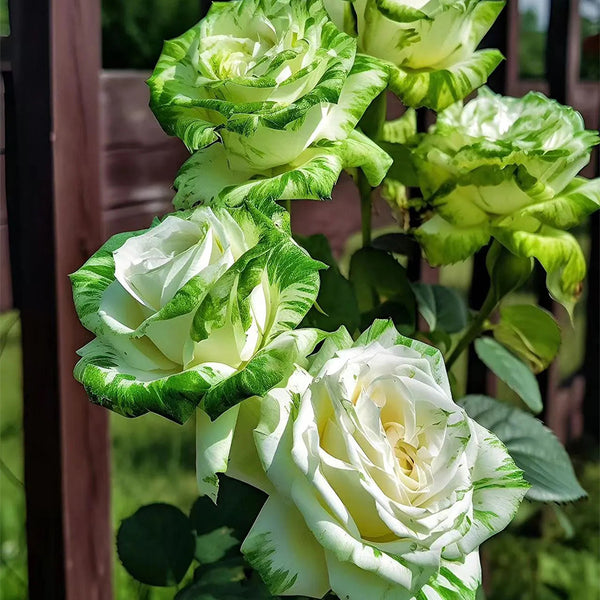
{"left": 7, "top": 0, "right": 112, "bottom": 598}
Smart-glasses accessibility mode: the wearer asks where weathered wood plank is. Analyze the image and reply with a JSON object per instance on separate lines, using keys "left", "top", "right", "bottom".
{"left": 102, "top": 145, "right": 184, "bottom": 210}
{"left": 101, "top": 71, "right": 186, "bottom": 151}
{"left": 104, "top": 199, "right": 173, "bottom": 237}
{"left": 52, "top": 0, "right": 112, "bottom": 598}
{"left": 8, "top": 0, "right": 111, "bottom": 598}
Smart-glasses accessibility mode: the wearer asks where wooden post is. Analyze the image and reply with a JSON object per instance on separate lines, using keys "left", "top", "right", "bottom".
{"left": 7, "top": 0, "right": 112, "bottom": 598}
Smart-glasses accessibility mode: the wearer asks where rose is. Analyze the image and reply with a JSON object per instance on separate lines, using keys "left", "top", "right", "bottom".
{"left": 323, "top": 0, "right": 504, "bottom": 110}
{"left": 71, "top": 198, "right": 323, "bottom": 425}
{"left": 405, "top": 88, "right": 600, "bottom": 313}
{"left": 148, "top": 0, "right": 392, "bottom": 207}
{"left": 239, "top": 321, "right": 529, "bottom": 599}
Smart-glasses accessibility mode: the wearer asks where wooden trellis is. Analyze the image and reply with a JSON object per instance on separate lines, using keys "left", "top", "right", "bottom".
{"left": 0, "top": 1, "right": 598, "bottom": 598}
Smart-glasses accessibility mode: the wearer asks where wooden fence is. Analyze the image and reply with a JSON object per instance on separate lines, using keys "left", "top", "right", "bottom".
{"left": 1, "top": 1, "right": 598, "bottom": 598}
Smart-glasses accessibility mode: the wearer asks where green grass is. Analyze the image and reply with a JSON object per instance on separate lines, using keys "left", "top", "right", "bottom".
{"left": 0, "top": 312, "right": 27, "bottom": 598}
{"left": 0, "top": 0, "right": 9, "bottom": 37}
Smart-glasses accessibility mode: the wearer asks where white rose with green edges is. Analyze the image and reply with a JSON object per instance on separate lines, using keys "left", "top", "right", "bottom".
{"left": 409, "top": 88, "right": 600, "bottom": 313}
{"left": 148, "top": 0, "right": 392, "bottom": 208}
{"left": 323, "top": 0, "right": 504, "bottom": 110}
{"left": 71, "top": 198, "right": 323, "bottom": 424}
{"left": 239, "top": 321, "right": 529, "bottom": 599}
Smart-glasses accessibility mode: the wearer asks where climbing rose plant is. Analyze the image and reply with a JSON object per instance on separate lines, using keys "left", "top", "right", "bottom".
{"left": 71, "top": 0, "right": 598, "bottom": 598}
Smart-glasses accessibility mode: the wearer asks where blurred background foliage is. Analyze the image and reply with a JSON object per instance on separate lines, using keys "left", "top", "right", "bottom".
{"left": 101, "top": 0, "right": 202, "bottom": 69}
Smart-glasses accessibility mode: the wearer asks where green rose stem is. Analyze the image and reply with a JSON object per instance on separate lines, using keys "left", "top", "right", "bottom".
{"left": 357, "top": 91, "right": 388, "bottom": 247}
{"left": 358, "top": 170, "right": 373, "bottom": 247}
{"left": 445, "top": 288, "right": 497, "bottom": 369}
{"left": 446, "top": 241, "right": 534, "bottom": 369}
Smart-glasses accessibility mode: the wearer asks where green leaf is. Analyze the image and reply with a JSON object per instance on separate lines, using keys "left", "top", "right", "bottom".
{"left": 360, "top": 300, "right": 415, "bottom": 336}
{"left": 459, "top": 395, "right": 587, "bottom": 502}
{"left": 474, "top": 337, "right": 542, "bottom": 413}
{"left": 486, "top": 240, "right": 534, "bottom": 301}
{"left": 372, "top": 233, "right": 420, "bottom": 256}
{"left": 195, "top": 528, "right": 239, "bottom": 566}
{"left": 411, "top": 283, "right": 468, "bottom": 333}
{"left": 117, "top": 503, "right": 195, "bottom": 587}
{"left": 175, "top": 567, "right": 274, "bottom": 600}
{"left": 296, "top": 234, "right": 360, "bottom": 333}
{"left": 294, "top": 233, "right": 337, "bottom": 268}
{"left": 349, "top": 247, "right": 416, "bottom": 333}
{"left": 422, "top": 329, "right": 453, "bottom": 354}
{"left": 493, "top": 305, "right": 561, "bottom": 373}
{"left": 378, "top": 108, "right": 419, "bottom": 188}
{"left": 190, "top": 477, "right": 267, "bottom": 540}
{"left": 379, "top": 141, "right": 420, "bottom": 188}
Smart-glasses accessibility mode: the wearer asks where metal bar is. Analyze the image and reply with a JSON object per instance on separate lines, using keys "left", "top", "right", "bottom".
{"left": 546, "top": 0, "right": 570, "bottom": 104}
{"left": 7, "top": 0, "right": 112, "bottom": 597}
{"left": 8, "top": 0, "right": 66, "bottom": 595}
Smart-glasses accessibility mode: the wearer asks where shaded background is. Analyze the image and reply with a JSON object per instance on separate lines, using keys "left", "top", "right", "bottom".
{"left": 0, "top": 1, "right": 599, "bottom": 599}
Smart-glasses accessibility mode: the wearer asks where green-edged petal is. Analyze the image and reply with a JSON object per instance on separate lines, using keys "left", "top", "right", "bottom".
{"left": 338, "top": 129, "right": 393, "bottom": 186}
{"left": 196, "top": 405, "right": 240, "bottom": 501}
{"left": 196, "top": 395, "right": 274, "bottom": 502}
{"left": 74, "top": 339, "right": 233, "bottom": 423}
{"left": 325, "top": 551, "right": 414, "bottom": 600}
{"left": 72, "top": 199, "right": 320, "bottom": 423}
{"left": 353, "top": 319, "right": 452, "bottom": 396}
{"left": 388, "top": 49, "right": 504, "bottom": 111}
{"left": 148, "top": 0, "right": 358, "bottom": 154}
{"left": 326, "top": 552, "right": 479, "bottom": 600}
{"left": 308, "top": 326, "right": 354, "bottom": 376}
{"left": 518, "top": 177, "right": 600, "bottom": 229}
{"left": 415, "top": 215, "right": 491, "bottom": 266}
{"left": 70, "top": 229, "right": 147, "bottom": 332}
{"left": 226, "top": 395, "right": 275, "bottom": 494}
{"left": 147, "top": 25, "right": 221, "bottom": 152}
{"left": 453, "top": 422, "right": 529, "bottom": 556}
{"left": 493, "top": 225, "right": 587, "bottom": 315}
{"left": 319, "top": 53, "right": 390, "bottom": 140}
{"left": 381, "top": 108, "right": 417, "bottom": 145}
{"left": 173, "top": 129, "right": 391, "bottom": 209}
{"left": 418, "top": 552, "right": 481, "bottom": 600}
{"left": 241, "top": 495, "right": 329, "bottom": 597}
{"left": 323, "top": 0, "right": 357, "bottom": 34}
{"left": 201, "top": 328, "right": 324, "bottom": 418}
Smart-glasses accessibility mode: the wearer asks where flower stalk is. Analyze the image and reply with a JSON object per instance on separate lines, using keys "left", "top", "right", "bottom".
{"left": 445, "top": 288, "right": 497, "bottom": 369}
{"left": 358, "top": 170, "right": 373, "bottom": 247}
{"left": 357, "top": 91, "right": 388, "bottom": 247}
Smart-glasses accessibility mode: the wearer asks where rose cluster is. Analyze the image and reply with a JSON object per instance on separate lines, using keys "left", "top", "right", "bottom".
{"left": 69, "top": 1, "right": 598, "bottom": 598}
